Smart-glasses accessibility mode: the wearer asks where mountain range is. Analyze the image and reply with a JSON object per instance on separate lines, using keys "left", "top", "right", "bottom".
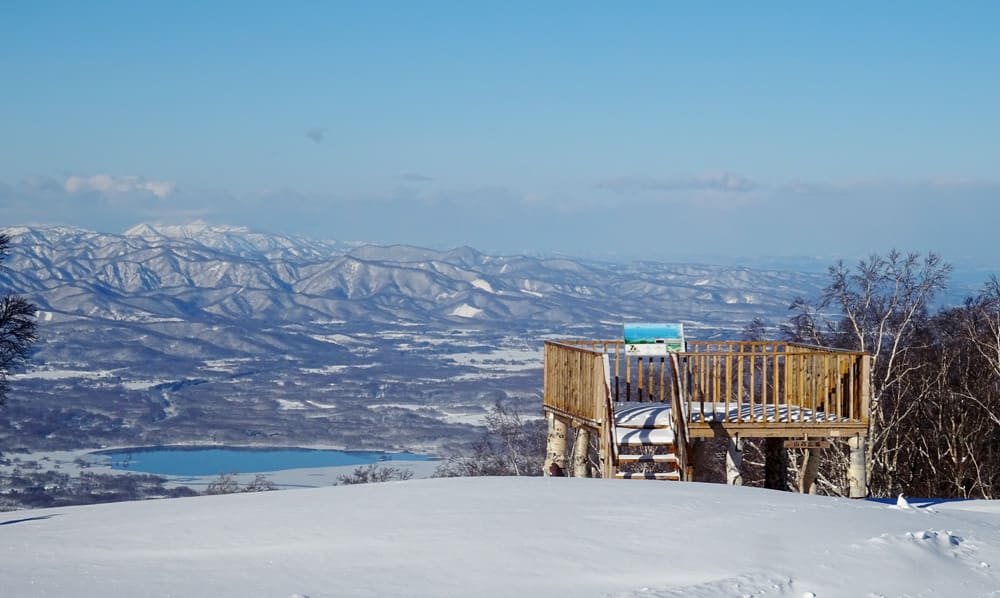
{"left": 0, "top": 223, "right": 827, "bottom": 453}
{"left": 3, "top": 222, "right": 825, "bottom": 336}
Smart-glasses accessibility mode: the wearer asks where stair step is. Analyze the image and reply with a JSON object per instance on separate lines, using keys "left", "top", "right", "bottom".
{"left": 615, "top": 471, "right": 681, "bottom": 481}
{"left": 615, "top": 404, "right": 674, "bottom": 428}
{"left": 617, "top": 453, "right": 678, "bottom": 463}
{"left": 616, "top": 427, "right": 675, "bottom": 446}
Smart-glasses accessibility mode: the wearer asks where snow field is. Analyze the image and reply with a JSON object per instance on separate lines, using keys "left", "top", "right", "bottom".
{"left": 1, "top": 477, "right": 998, "bottom": 597}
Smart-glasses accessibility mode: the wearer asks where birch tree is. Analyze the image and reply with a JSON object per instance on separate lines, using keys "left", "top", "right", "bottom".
{"left": 434, "top": 400, "right": 545, "bottom": 477}
{"left": 786, "top": 251, "right": 951, "bottom": 497}
{"left": 900, "top": 300, "right": 1000, "bottom": 498}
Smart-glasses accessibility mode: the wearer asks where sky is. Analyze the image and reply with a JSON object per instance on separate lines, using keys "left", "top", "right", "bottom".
{"left": 2, "top": 1, "right": 999, "bottom": 264}
{"left": 3, "top": 476, "right": 1000, "bottom": 597}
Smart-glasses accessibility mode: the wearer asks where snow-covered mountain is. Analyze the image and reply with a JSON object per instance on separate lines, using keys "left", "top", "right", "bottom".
{"left": 3, "top": 223, "right": 824, "bottom": 332}
{"left": 2, "top": 477, "right": 998, "bottom": 597}
{"left": 0, "top": 224, "right": 827, "bottom": 454}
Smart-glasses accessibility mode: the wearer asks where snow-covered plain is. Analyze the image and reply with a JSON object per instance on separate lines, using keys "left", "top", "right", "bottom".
{"left": 2, "top": 477, "right": 998, "bottom": 597}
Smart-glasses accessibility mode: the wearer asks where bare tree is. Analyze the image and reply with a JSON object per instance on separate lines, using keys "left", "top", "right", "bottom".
{"left": 963, "top": 277, "right": 1000, "bottom": 424}
{"left": 434, "top": 400, "right": 545, "bottom": 477}
{"left": 243, "top": 473, "right": 278, "bottom": 492}
{"left": 336, "top": 462, "right": 413, "bottom": 485}
{"left": 924, "top": 289, "right": 1000, "bottom": 497}
{"left": 205, "top": 472, "right": 277, "bottom": 494}
{"left": 0, "top": 232, "right": 38, "bottom": 405}
{"left": 205, "top": 472, "right": 241, "bottom": 495}
{"left": 740, "top": 317, "right": 769, "bottom": 343}
{"left": 784, "top": 251, "right": 952, "bottom": 497}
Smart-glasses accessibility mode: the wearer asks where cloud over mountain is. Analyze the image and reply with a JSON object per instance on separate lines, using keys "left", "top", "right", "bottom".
{"left": 64, "top": 174, "right": 175, "bottom": 199}
{"left": 597, "top": 172, "right": 759, "bottom": 194}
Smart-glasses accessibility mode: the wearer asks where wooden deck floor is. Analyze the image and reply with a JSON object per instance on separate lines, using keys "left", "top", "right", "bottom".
{"left": 613, "top": 400, "right": 867, "bottom": 439}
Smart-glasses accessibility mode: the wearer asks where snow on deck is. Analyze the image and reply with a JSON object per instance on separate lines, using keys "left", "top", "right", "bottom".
{"left": 688, "top": 402, "right": 859, "bottom": 424}
{"left": 616, "top": 426, "right": 676, "bottom": 445}
{"left": 614, "top": 401, "right": 861, "bottom": 425}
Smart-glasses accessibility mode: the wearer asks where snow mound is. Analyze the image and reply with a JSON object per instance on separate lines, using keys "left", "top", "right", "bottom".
{"left": 2, "top": 478, "right": 998, "bottom": 597}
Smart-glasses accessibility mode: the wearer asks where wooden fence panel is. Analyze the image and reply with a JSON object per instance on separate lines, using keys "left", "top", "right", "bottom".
{"left": 674, "top": 346, "right": 868, "bottom": 426}
{"left": 547, "top": 340, "right": 869, "bottom": 427}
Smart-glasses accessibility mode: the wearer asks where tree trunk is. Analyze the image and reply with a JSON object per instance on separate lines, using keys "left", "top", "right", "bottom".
{"left": 848, "top": 435, "right": 868, "bottom": 498}
{"left": 544, "top": 412, "right": 568, "bottom": 476}
{"left": 726, "top": 436, "right": 743, "bottom": 485}
{"left": 573, "top": 427, "right": 590, "bottom": 477}
{"left": 798, "top": 448, "right": 820, "bottom": 494}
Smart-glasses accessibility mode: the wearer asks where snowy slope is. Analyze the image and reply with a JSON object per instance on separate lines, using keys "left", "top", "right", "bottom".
{"left": 2, "top": 477, "right": 998, "bottom": 597}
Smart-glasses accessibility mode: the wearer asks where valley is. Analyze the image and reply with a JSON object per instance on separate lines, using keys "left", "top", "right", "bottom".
{"left": 1, "top": 223, "right": 827, "bottom": 459}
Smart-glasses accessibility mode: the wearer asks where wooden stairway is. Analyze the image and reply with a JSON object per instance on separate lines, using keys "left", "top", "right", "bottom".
{"left": 613, "top": 404, "right": 682, "bottom": 480}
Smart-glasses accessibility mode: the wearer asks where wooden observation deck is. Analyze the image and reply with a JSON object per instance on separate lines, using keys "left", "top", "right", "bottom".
{"left": 542, "top": 339, "right": 871, "bottom": 495}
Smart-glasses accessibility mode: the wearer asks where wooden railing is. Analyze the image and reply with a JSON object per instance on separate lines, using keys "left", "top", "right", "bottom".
{"left": 548, "top": 340, "right": 691, "bottom": 478}
{"left": 554, "top": 339, "right": 870, "bottom": 427}
{"left": 543, "top": 341, "right": 609, "bottom": 425}
{"left": 682, "top": 341, "right": 870, "bottom": 426}
{"left": 555, "top": 339, "right": 675, "bottom": 404}
{"left": 543, "top": 341, "right": 617, "bottom": 477}
{"left": 544, "top": 340, "right": 870, "bottom": 479}
{"left": 668, "top": 353, "right": 691, "bottom": 480}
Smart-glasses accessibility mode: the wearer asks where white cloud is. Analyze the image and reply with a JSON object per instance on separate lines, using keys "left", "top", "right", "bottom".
{"left": 598, "top": 171, "right": 758, "bottom": 194}
{"left": 64, "top": 174, "right": 175, "bottom": 199}
{"left": 778, "top": 177, "right": 1000, "bottom": 196}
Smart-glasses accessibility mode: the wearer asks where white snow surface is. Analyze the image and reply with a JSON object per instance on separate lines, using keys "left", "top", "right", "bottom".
{"left": 2, "top": 477, "right": 999, "bottom": 597}
{"left": 449, "top": 303, "right": 483, "bottom": 318}
{"left": 470, "top": 278, "right": 494, "bottom": 293}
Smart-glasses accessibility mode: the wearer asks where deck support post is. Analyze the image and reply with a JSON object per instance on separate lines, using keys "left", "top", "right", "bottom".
{"left": 573, "top": 427, "right": 591, "bottom": 478}
{"left": 545, "top": 412, "right": 569, "bottom": 476}
{"left": 725, "top": 436, "right": 743, "bottom": 485}
{"left": 688, "top": 439, "right": 704, "bottom": 481}
{"left": 848, "top": 435, "right": 867, "bottom": 498}
{"left": 764, "top": 437, "right": 789, "bottom": 491}
{"left": 798, "top": 447, "right": 821, "bottom": 494}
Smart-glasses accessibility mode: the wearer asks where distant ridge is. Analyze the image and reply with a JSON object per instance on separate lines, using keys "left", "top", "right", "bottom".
{"left": 2, "top": 223, "right": 825, "bottom": 333}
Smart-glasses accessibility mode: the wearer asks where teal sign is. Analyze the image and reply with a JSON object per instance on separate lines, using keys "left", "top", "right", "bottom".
{"left": 624, "top": 323, "right": 685, "bottom": 355}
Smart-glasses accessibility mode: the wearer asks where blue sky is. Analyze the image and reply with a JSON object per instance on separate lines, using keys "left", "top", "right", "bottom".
{"left": 2, "top": 1, "right": 999, "bottom": 263}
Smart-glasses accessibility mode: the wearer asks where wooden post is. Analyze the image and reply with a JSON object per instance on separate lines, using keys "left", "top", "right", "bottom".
{"left": 726, "top": 436, "right": 743, "bottom": 485}
{"left": 764, "top": 437, "right": 788, "bottom": 490}
{"left": 573, "top": 427, "right": 591, "bottom": 478}
{"left": 798, "top": 447, "right": 821, "bottom": 494}
{"left": 545, "top": 411, "right": 569, "bottom": 476}
{"left": 848, "top": 435, "right": 867, "bottom": 498}
{"left": 691, "top": 438, "right": 717, "bottom": 482}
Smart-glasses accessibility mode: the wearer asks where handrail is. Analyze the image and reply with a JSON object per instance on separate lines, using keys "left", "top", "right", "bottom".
{"left": 543, "top": 341, "right": 618, "bottom": 478}
{"left": 601, "top": 358, "right": 618, "bottom": 479}
{"left": 543, "top": 341, "right": 608, "bottom": 425}
{"left": 785, "top": 341, "right": 867, "bottom": 355}
{"left": 549, "top": 340, "right": 870, "bottom": 426}
{"left": 668, "top": 352, "right": 690, "bottom": 481}
{"left": 556, "top": 338, "right": 864, "bottom": 352}
{"left": 675, "top": 348, "right": 869, "bottom": 426}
